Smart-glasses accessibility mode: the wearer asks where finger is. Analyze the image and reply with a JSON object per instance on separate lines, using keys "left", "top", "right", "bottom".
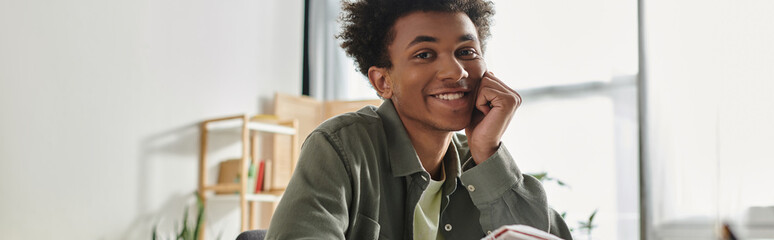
{"left": 478, "top": 81, "right": 516, "bottom": 108}
{"left": 484, "top": 71, "right": 516, "bottom": 92}
{"left": 475, "top": 85, "right": 510, "bottom": 115}
{"left": 475, "top": 80, "right": 498, "bottom": 114}
{"left": 480, "top": 74, "right": 522, "bottom": 109}
{"left": 478, "top": 78, "right": 514, "bottom": 104}
{"left": 481, "top": 73, "right": 516, "bottom": 97}
{"left": 484, "top": 71, "right": 511, "bottom": 91}
{"left": 475, "top": 93, "right": 491, "bottom": 116}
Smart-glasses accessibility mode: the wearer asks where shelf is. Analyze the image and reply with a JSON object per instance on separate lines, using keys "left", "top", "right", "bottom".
{"left": 199, "top": 113, "right": 299, "bottom": 234}
{"left": 202, "top": 183, "right": 240, "bottom": 192}
{"left": 208, "top": 190, "right": 284, "bottom": 203}
{"left": 248, "top": 122, "right": 296, "bottom": 135}
{"left": 206, "top": 119, "right": 296, "bottom": 135}
{"left": 246, "top": 190, "right": 284, "bottom": 202}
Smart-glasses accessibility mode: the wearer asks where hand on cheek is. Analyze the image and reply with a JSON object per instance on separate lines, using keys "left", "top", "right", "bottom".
{"left": 465, "top": 71, "right": 521, "bottom": 164}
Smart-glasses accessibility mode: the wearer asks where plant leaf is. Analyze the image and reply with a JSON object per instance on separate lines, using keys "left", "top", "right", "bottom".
{"left": 178, "top": 205, "right": 189, "bottom": 239}
{"left": 589, "top": 209, "right": 598, "bottom": 222}
{"left": 193, "top": 192, "right": 205, "bottom": 240}
{"left": 529, "top": 172, "right": 548, "bottom": 181}
{"left": 556, "top": 179, "right": 567, "bottom": 187}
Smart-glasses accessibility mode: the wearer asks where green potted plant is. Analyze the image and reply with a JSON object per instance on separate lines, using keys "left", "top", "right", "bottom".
{"left": 152, "top": 192, "right": 219, "bottom": 240}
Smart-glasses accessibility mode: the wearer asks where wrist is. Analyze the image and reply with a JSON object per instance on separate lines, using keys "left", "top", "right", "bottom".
{"left": 471, "top": 143, "right": 499, "bottom": 164}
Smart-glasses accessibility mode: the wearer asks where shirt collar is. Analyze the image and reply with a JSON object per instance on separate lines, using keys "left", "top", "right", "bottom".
{"left": 376, "top": 99, "right": 464, "bottom": 181}
{"left": 443, "top": 135, "right": 463, "bottom": 195}
{"left": 377, "top": 99, "right": 425, "bottom": 177}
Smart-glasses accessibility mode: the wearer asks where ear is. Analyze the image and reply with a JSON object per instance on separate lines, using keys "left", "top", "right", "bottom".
{"left": 368, "top": 66, "right": 393, "bottom": 99}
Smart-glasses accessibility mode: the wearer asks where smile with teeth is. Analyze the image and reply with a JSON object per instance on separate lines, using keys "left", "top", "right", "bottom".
{"left": 434, "top": 92, "right": 465, "bottom": 100}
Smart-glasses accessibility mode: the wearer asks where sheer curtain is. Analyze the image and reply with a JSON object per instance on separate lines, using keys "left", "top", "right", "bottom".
{"left": 306, "top": 0, "right": 372, "bottom": 101}
{"left": 642, "top": 0, "right": 774, "bottom": 239}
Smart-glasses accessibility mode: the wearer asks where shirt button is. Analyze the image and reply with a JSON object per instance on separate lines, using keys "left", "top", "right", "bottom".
{"left": 487, "top": 231, "right": 492, "bottom": 235}
{"left": 467, "top": 185, "right": 476, "bottom": 192}
{"left": 444, "top": 224, "right": 452, "bottom": 231}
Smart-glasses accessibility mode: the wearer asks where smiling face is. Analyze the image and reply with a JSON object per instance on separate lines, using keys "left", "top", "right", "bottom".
{"left": 368, "top": 11, "right": 486, "bottom": 133}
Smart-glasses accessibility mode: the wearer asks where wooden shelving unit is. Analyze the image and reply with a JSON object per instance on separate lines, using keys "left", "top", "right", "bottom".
{"left": 193, "top": 94, "right": 381, "bottom": 239}
{"left": 197, "top": 114, "right": 298, "bottom": 239}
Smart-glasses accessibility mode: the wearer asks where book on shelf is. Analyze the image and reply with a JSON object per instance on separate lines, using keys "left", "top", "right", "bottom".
{"left": 247, "top": 160, "right": 256, "bottom": 194}
{"left": 216, "top": 159, "right": 241, "bottom": 194}
{"left": 255, "top": 160, "right": 266, "bottom": 193}
{"left": 264, "top": 160, "right": 272, "bottom": 192}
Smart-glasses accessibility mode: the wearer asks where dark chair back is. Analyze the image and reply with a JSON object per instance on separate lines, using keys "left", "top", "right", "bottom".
{"left": 236, "top": 229, "right": 267, "bottom": 240}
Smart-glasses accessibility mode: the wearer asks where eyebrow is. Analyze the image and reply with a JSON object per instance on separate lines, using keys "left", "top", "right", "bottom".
{"left": 405, "top": 34, "right": 478, "bottom": 49}
{"left": 406, "top": 36, "right": 437, "bottom": 49}
{"left": 459, "top": 34, "right": 476, "bottom": 42}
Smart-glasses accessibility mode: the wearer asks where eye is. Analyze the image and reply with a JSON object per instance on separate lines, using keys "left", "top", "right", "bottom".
{"left": 414, "top": 51, "right": 435, "bottom": 59}
{"left": 457, "top": 48, "right": 479, "bottom": 59}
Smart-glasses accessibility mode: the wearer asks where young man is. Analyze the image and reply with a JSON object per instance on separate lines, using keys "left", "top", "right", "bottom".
{"left": 266, "top": 0, "right": 572, "bottom": 239}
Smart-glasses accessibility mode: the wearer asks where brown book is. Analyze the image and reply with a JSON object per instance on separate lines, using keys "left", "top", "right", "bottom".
{"left": 263, "top": 160, "right": 273, "bottom": 191}
{"left": 216, "top": 159, "right": 241, "bottom": 194}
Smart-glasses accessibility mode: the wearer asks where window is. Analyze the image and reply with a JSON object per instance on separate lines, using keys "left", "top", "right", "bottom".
{"left": 642, "top": 1, "right": 774, "bottom": 239}
{"left": 485, "top": 1, "right": 639, "bottom": 239}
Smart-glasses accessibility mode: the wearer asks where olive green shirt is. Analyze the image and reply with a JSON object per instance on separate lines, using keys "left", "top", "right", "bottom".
{"left": 266, "top": 99, "right": 572, "bottom": 240}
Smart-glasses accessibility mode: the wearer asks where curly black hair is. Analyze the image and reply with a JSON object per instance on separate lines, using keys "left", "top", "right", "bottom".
{"left": 338, "top": 0, "right": 495, "bottom": 75}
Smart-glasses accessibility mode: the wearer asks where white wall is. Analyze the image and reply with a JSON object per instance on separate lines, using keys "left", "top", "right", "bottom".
{"left": 643, "top": 0, "right": 774, "bottom": 238}
{"left": 0, "top": 0, "right": 303, "bottom": 239}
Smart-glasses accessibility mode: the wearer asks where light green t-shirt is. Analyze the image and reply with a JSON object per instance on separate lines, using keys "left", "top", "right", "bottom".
{"left": 413, "top": 167, "right": 446, "bottom": 240}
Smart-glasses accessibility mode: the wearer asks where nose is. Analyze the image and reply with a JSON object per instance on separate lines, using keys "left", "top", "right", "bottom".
{"left": 436, "top": 55, "right": 468, "bottom": 82}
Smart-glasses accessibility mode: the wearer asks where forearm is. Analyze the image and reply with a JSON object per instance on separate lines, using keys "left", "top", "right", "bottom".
{"left": 460, "top": 144, "right": 561, "bottom": 236}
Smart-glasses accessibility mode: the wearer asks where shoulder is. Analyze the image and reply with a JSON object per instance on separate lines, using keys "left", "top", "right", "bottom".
{"left": 300, "top": 105, "right": 387, "bottom": 183}
{"left": 314, "top": 105, "right": 380, "bottom": 135}
{"left": 305, "top": 105, "right": 384, "bottom": 152}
